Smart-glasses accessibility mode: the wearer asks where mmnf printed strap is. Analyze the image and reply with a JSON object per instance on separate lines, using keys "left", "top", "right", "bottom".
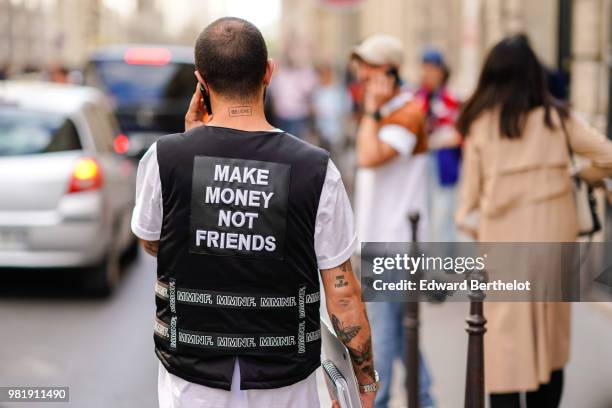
{"left": 154, "top": 318, "right": 321, "bottom": 350}
{"left": 155, "top": 280, "right": 320, "bottom": 308}
{"left": 297, "top": 284, "right": 306, "bottom": 354}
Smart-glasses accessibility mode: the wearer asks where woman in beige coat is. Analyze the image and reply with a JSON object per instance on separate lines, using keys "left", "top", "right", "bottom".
{"left": 455, "top": 35, "right": 612, "bottom": 408}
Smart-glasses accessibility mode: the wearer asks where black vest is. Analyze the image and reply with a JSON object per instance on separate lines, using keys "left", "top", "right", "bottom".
{"left": 154, "top": 125, "right": 329, "bottom": 390}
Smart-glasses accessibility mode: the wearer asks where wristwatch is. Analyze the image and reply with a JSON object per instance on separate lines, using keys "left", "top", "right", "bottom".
{"left": 359, "top": 370, "right": 380, "bottom": 393}
{"left": 366, "top": 109, "right": 382, "bottom": 122}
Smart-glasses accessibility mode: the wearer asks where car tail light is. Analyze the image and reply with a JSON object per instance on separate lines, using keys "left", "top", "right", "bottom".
{"left": 113, "top": 133, "right": 129, "bottom": 154}
{"left": 68, "top": 157, "right": 103, "bottom": 193}
{"left": 124, "top": 47, "right": 171, "bottom": 65}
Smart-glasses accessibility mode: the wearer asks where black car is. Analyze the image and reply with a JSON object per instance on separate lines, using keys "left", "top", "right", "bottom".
{"left": 85, "top": 45, "right": 195, "bottom": 157}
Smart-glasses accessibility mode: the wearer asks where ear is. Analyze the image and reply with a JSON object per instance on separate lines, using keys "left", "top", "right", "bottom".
{"left": 263, "top": 59, "right": 275, "bottom": 86}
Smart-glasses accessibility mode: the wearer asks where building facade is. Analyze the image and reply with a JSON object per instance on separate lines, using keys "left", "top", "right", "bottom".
{"left": 282, "top": 0, "right": 611, "bottom": 133}
{"left": 1, "top": 0, "right": 170, "bottom": 71}
{"left": 0, "top": 0, "right": 47, "bottom": 71}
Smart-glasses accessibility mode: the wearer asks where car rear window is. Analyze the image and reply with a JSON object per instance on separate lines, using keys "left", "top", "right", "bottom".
{"left": 85, "top": 61, "right": 194, "bottom": 107}
{"left": 0, "top": 108, "right": 81, "bottom": 156}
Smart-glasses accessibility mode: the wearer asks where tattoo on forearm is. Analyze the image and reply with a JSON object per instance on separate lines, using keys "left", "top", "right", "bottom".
{"left": 347, "top": 340, "right": 371, "bottom": 365}
{"left": 338, "top": 298, "right": 351, "bottom": 307}
{"left": 350, "top": 341, "right": 375, "bottom": 378}
{"left": 228, "top": 106, "right": 253, "bottom": 117}
{"left": 327, "top": 261, "right": 375, "bottom": 381}
{"left": 332, "top": 314, "right": 375, "bottom": 382}
{"left": 334, "top": 274, "right": 348, "bottom": 288}
{"left": 331, "top": 314, "right": 361, "bottom": 344}
{"left": 361, "top": 363, "right": 376, "bottom": 379}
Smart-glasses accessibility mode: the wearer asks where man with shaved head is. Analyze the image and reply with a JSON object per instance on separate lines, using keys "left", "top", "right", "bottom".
{"left": 131, "top": 17, "right": 377, "bottom": 407}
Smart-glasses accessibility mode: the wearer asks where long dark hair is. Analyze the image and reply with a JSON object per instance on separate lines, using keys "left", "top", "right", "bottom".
{"left": 456, "top": 34, "right": 568, "bottom": 138}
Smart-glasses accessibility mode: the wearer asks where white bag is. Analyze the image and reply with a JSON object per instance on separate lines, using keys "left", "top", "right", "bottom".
{"left": 562, "top": 119, "right": 601, "bottom": 236}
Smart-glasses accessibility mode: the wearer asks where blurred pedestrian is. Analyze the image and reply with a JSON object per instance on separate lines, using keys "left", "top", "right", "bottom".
{"left": 47, "top": 64, "right": 70, "bottom": 84}
{"left": 0, "top": 64, "right": 9, "bottom": 80}
{"left": 351, "top": 34, "right": 435, "bottom": 408}
{"left": 414, "top": 49, "right": 462, "bottom": 242}
{"left": 346, "top": 60, "right": 365, "bottom": 119}
{"left": 131, "top": 17, "right": 377, "bottom": 408}
{"left": 268, "top": 56, "right": 317, "bottom": 139}
{"left": 455, "top": 34, "right": 612, "bottom": 408}
{"left": 312, "top": 64, "right": 351, "bottom": 154}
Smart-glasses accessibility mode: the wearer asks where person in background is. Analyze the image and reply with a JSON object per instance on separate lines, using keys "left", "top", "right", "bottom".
{"left": 47, "top": 64, "right": 70, "bottom": 84}
{"left": 414, "top": 49, "right": 462, "bottom": 242}
{"left": 312, "top": 64, "right": 351, "bottom": 156}
{"left": 351, "top": 34, "right": 436, "bottom": 408}
{"left": 0, "top": 64, "right": 9, "bottom": 80}
{"left": 455, "top": 34, "right": 612, "bottom": 408}
{"left": 346, "top": 59, "right": 365, "bottom": 118}
{"left": 268, "top": 56, "right": 318, "bottom": 140}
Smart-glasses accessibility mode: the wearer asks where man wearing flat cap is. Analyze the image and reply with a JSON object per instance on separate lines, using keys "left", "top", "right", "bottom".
{"left": 351, "top": 34, "right": 435, "bottom": 408}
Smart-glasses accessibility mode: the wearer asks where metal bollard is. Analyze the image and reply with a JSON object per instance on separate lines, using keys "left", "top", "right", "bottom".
{"left": 404, "top": 212, "right": 420, "bottom": 408}
{"left": 464, "top": 269, "right": 487, "bottom": 408}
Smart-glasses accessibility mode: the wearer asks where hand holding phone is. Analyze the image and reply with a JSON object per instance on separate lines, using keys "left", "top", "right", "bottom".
{"left": 185, "top": 83, "right": 209, "bottom": 132}
{"left": 364, "top": 71, "right": 396, "bottom": 113}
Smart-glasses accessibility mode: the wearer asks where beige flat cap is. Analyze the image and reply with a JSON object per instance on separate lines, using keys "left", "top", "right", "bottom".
{"left": 351, "top": 34, "right": 404, "bottom": 67}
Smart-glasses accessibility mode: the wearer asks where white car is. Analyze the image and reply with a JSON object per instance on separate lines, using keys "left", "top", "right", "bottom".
{"left": 0, "top": 81, "right": 137, "bottom": 294}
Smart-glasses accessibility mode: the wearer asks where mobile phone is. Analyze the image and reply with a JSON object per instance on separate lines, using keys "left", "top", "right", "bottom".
{"left": 199, "top": 83, "right": 212, "bottom": 115}
{"left": 386, "top": 67, "right": 401, "bottom": 86}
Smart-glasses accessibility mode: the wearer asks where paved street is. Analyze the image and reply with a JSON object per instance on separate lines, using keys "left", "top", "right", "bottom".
{"left": 0, "top": 252, "right": 159, "bottom": 408}
{"left": 383, "top": 302, "right": 612, "bottom": 408}
{"left": 1, "top": 252, "right": 612, "bottom": 408}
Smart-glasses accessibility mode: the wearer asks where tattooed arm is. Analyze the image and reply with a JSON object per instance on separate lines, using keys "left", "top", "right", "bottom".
{"left": 321, "top": 259, "right": 375, "bottom": 388}
{"left": 140, "top": 239, "right": 159, "bottom": 257}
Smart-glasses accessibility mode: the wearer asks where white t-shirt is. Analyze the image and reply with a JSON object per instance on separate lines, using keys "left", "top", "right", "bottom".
{"left": 355, "top": 94, "right": 429, "bottom": 243}
{"left": 131, "top": 138, "right": 356, "bottom": 408}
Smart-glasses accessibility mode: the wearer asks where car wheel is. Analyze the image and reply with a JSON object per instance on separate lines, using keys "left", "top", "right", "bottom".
{"left": 89, "top": 245, "right": 121, "bottom": 297}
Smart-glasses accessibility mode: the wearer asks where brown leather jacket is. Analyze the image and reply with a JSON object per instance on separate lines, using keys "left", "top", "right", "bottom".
{"left": 380, "top": 97, "right": 428, "bottom": 154}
